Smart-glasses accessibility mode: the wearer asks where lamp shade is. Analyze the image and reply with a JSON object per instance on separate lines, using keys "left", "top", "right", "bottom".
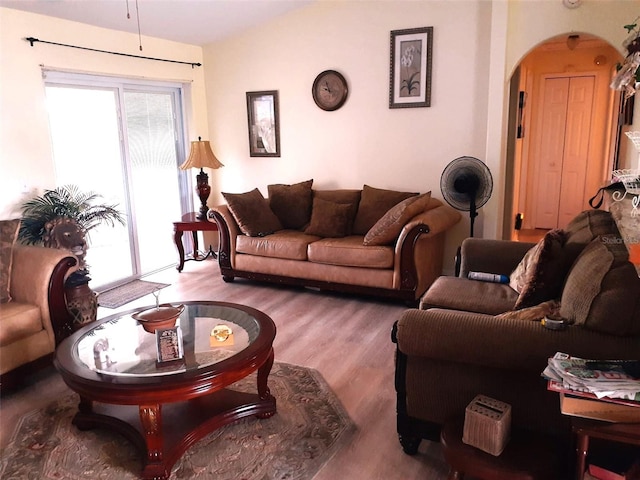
{"left": 179, "top": 138, "right": 224, "bottom": 170}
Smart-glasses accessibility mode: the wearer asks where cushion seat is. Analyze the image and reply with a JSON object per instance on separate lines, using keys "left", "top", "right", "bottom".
{"left": 420, "top": 276, "right": 518, "bottom": 315}
{"left": 236, "top": 230, "right": 321, "bottom": 261}
{"left": 0, "top": 301, "right": 42, "bottom": 347}
{"left": 308, "top": 236, "right": 394, "bottom": 268}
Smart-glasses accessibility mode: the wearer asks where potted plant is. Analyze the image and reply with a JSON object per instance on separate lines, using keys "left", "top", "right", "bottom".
{"left": 18, "top": 185, "right": 125, "bottom": 328}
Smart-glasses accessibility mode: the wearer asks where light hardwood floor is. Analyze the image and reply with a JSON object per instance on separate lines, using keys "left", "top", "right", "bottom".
{"left": 0, "top": 258, "right": 450, "bottom": 479}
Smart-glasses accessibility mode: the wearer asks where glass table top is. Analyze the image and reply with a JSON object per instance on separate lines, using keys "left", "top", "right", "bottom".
{"left": 75, "top": 303, "right": 260, "bottom": 377}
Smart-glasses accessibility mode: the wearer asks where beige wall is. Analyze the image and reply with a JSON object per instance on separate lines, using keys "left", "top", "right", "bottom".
{"left": 0, "top": 7, "right": 208, "bottom": 218}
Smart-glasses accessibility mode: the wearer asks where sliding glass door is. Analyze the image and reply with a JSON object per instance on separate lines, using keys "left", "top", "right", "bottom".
{"left": 44, "top": 73, "right": 189, "bottom": 289}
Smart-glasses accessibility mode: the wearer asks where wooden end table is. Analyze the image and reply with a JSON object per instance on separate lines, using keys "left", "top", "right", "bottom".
{"left": 173, "top": 212, "right": 218, "bottom": 272}
{"left": 572, "top": 418, "right": 640, "bottom": 480}
{"left": 440, "top": 418, "right": 565, "bottom": 480}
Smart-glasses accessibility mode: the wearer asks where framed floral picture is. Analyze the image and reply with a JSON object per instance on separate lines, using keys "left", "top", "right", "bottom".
{"left": 389, "top": 27, "right": 433, "bottom": 108}
{"left": 246, "top": 90, "right": 280, "bottom": 157}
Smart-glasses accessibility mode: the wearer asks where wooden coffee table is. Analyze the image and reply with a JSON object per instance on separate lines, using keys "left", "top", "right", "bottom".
{"left": 54, "top": 301, "right": 277, "bottom": 480}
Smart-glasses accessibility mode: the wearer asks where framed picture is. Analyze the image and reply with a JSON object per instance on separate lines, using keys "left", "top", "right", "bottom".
{"left": 389, "top": 27, "right": 433, "bottom": 109}
{"left": 246, "top": 90, "right": 280, "bottom": 157}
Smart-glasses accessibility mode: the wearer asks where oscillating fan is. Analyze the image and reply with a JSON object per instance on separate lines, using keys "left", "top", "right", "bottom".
{"left": 440, "top": 156, "right": 493, "bottom": 237}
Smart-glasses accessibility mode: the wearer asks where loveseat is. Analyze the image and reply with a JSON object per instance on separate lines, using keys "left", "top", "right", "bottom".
{"left": 1, "top": 218, "right": 77, "bottom": 390}
{"left": 392, "top": 209, "right": 640, "bottom": 454}
{"left": 208, "top": 181, "right": 461, "bottom": 303}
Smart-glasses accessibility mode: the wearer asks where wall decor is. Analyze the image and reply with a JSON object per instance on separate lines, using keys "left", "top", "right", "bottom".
{"left": 246, "top": 90, "right": 280, "bottom": 157}
{"left": 389, "top": 27, "right": 433, "bottom": 109}
{"left": 312, "top": 70, "right": 349, "bottom": 111}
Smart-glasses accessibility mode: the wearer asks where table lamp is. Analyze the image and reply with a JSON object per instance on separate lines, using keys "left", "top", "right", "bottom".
{"left": 179, "top": 137, "right": 224, "bottom": 220}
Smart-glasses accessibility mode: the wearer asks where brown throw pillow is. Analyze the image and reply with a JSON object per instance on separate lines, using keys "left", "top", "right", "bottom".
{"left": 305, "top": 197, "right": 352, "bottom": 238}
{"left": 560, "top": 236, "right": 640, "bottom": 336}
{"left": 312, "top": 189, "right": 361, "bottom": 233}
{"left": 363, "top": 192, "right": 432, "bottom": 246}
{"left": 268, "top": 179, "right": 313, "bottom": 229}
{"left": 0, "top": 219, "right": 21, "bottom": 303}
{"left": 222, "top": 188, "right": 283, "bottom": 237}
{"left": 352, "top": 185, "right": 418, "bottom": 235}
{"left": 509, "top": 229, "right": 570, "bottom": 309}
{"left": 565, "top": 209, "right": 619, "bottom": 245}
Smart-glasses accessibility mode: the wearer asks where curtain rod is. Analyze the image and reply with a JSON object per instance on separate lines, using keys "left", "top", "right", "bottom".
{"left": 25, "top": 37, "right": 201, "bottom": 68}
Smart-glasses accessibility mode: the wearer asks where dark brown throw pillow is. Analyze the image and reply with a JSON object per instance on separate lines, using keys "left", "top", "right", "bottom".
{"left": 363, "top": 192, "right": 432, "bottom": 246}
{"left": 268, "top": 179, "right": 313, "bottom": 229}
{"left": 313, "top": 189, "right": 361, "bottom": 233}
{"left": 0, "top": 219, "right": 21, "bottom": 303}
{"left": 305, "top": 197, "right": 352, "bottom": 238}
{"left": 565, "top": 209, "right": 619, "bottom": 245}
{"left": 352, "top": 185, "right": 418, "bottom": 235}
{"left": 222, "top": 188, "right": 283, "bottom": 237}
{"left": 509, "top": 229, "right": 570, "bottom": 310}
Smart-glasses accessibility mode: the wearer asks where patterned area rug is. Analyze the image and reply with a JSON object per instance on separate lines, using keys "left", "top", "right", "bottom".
{"left": 98, "top": 280, "right": 170, "bottom": 308}
{"left": 0, "top": 363, "right": 355, "bottom": 479}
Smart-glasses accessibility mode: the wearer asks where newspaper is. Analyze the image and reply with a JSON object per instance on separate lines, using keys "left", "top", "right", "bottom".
{"left": 542, "top": 352, "right": 640, "bottom": 402}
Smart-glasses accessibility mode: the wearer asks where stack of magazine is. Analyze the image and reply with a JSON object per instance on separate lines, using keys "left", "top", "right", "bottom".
{"left": 542, "top": 352, "right": 640, "bottom": 422}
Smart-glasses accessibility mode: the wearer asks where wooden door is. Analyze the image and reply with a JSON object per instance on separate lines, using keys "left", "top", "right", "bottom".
{"left": 533, "top": 75, "right": 595, "bottom": 229}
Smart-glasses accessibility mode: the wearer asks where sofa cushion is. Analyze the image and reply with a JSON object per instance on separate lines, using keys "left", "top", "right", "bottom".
{"left": 352, "top": 185, "right": 418, "bottom": 235}
{"left": 268, "top": 179, "right": 313, "bottom": 229}
{"left": 313, "top": 189, "right": 361, "bottom": 232}
{"left": 363, "top": 192, "right": 432, "bottom": 246}
{"left": 236, "top": 230, "right": 321, "bottom": 261}
{"left": 509, "top": 229, "right": 574, "bottom": 309}
{"left": 223, "top": 188, "right": 283, "bottom": 237}
{"left": 0, "top": 301, "right": 42, "bottom": 346}
{"left": 565, "top": 209, "right": 619, "bottom": 245}
{"left": 305, "top": 197, "right": 353, "bottom": 238}
{"left": 0, "top": 219, "right": 20, "bottom": 304}
{"left": 308, "top": 236, "right": 394, "bottom": 268}
{"left": 420, "top": 276, "right": 518, "bottom": 315}
{"left": 560, "top": 236, "right": 640, "bottom": 336}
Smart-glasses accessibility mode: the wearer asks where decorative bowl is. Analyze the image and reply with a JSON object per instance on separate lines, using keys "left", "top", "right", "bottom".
{"left": 132, "top": 303, "right": 185, "bottom": 333}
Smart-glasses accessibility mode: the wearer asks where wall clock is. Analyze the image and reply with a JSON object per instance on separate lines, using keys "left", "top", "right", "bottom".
{"left": 312, "top": 70, "right": 348, "bottom": 111}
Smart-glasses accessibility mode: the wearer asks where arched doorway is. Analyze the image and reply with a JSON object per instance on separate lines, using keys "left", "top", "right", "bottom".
{"left": 504, "top": 33, "right": 625, "bottom": 240}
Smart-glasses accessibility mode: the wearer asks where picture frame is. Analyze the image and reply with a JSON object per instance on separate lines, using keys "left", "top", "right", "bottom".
{"left": 389, "top": 27, "right": 433, "bottom": 109}
{"left": 246, "top": 90, "right": 280, "bottom": 157}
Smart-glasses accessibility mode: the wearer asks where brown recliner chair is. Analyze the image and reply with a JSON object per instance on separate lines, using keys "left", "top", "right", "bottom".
{"left": 392, "top": 210, "right": 640, "bottom": 454}
{"left": 0, "top": 244, "right": 76, "bottom": 390}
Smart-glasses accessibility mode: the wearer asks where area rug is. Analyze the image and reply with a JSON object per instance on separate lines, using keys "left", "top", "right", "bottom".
{"left": 0, "top": 362, "right": 355, "bottom": 480}
{"left": 97, "top": 280, "right": 170, "bottom": 309}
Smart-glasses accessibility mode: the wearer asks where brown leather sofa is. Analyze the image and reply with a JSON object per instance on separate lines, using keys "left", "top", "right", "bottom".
{"left": 392, "top": 209, "right": 640, "bottom": 454}
{"left": 209, "top": 183, "right": 461, "bottom": 303}
{"left": 0, "top": 244, "right": 76, "bottom": 389}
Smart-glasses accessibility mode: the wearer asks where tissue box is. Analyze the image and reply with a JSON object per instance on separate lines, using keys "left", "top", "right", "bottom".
{"left": 462, "top": 394, "right": 511, "bottom": 456}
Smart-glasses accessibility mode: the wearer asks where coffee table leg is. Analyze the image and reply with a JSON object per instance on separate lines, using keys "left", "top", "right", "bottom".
{"left": 139, "top": 403, "right": 169, "bottom": 479}
{"left": 256, "top": 348, "right": 276, "bottom": 419}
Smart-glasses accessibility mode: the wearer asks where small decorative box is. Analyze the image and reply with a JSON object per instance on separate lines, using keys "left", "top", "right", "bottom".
{"left": 462, "top": 394, "right": 511, "bottom": 456}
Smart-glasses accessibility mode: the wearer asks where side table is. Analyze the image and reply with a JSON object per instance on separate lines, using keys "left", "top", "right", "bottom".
{"left": 173, "top": 212, "right": 218, "bottom": 272}
{"left": 572, "top": 418, "right": 640, "bottom": 480}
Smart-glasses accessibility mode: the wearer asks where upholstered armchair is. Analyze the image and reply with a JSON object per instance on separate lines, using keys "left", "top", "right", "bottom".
{"left": 0, "top": 244, "right": 76, "bottom": 390}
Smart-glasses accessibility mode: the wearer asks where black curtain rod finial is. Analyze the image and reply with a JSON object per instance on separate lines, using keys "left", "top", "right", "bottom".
{"left": 25, "top": 37, "right": 39, "bottom": 47}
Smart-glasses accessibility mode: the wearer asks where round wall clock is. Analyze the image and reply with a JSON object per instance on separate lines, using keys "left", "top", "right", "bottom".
{"left": 312, "top": 70, "right": 348, "bottom": 111}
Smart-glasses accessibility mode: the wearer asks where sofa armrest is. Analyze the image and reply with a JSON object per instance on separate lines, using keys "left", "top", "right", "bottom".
{"left": 395, "top": 308, "right": 640, "bottom": 373}
{"left": 10, "top": 245, "right": 77, "bottom": 345}
{"left": 459, "top": 238, "right": 535, "bottom": 278}
{"left": 393, "top": 200, "right": 461, "bottom": 295}
{"left": 208, "top": 205, "right": 241, "bottom": 270}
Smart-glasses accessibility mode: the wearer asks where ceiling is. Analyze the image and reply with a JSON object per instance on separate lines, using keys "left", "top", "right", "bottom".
{"left": 0, "top": 0, "right": 315, "bottom": 46}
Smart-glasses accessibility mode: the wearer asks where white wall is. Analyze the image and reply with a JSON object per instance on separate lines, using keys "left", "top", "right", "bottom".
{"left": 204, "top": 0, "right": 493, "bottom": 267}
{"left": 0, "top": 7, "right": 208, "bottom": 218}
{"left": 204, "top": 1, "right": 640, "bottom": 235}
